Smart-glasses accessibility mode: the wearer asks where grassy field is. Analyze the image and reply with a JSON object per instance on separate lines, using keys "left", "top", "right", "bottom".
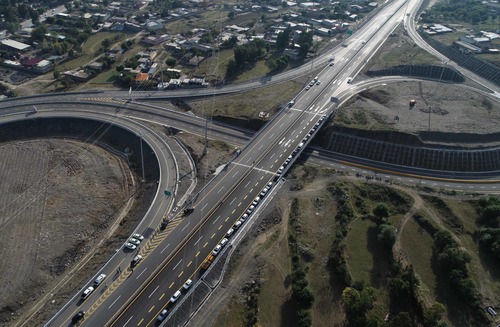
{"left": 186, "top": 79, "right": 304, "bottom": 118}
{"left": 57, "top": 32, "right": 127, "bottom": 72}
{"left": 234, "top": 60, "right": 272, "bottom": 83}
{"left": 193, "top": 49, "right": 234, "bottom": 80}
{"left": 401, "top": 213, "right": 437, "bottom": 298}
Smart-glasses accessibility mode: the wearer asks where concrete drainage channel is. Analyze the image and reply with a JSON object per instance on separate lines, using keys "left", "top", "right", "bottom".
{"left": 161, "top": 179, "right": 285, "bottom": 327}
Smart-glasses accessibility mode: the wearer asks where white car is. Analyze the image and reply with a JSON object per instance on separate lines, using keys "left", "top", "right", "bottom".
{"left": 94, "top": 274, "right": 106, "bottom": 287}
{"left": 131, "top": 255, "right": 142, "bottom": 267}
{"left": 226, "top": 228, "right": 235, "bottom": 238}
{"left": 183, "top": 279, "right": 193, "bottom": 290}
{"left": 246, "top": 205, "right": 255, "bottom": 215}
{"left": 132, "top": 233, "right": 144, "bottom": 241}
{"left": 213, "top": 245, "right": 222, "bottom": 256}
{"left": 124, "top": 242, "right": 137, "bottom": 250}
{"left": 233, "top": 221, "right": 242, "bottom": 230}
{"left": 267, "top": 182, "right": 273, "bottom": 188}
{"left": 220, "top": 238, "right": 229, "bottom": 247}
{"left": 252, "top": 197, "right": 261, "bottom": 206}
{"left": 157, "top": 309, "right": 168, "bottom": 322}
{"left": 81, "top": 286, "right": 94, "bottom": 300}
{"left": 170, "top": 290, "right": 182, "bottom": 303}
{"left": 128, "top": 238, "right": 141, "bottom": 246}
{"left": 240, "top": 214, "right": 249, "bottom": 222}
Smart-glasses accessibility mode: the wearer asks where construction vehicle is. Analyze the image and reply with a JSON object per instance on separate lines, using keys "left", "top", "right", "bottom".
{"left": 201, "top": 254, "right": 215, "bottom": 270}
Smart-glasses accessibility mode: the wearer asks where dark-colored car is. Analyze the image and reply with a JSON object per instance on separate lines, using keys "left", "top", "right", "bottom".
{"left": 72, "top": 311, "right": 85, "bottom": 324}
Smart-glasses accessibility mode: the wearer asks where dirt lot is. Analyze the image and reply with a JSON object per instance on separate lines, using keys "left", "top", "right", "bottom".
{"left": 0, "top": 129, "right": 232, "bottom": 326}
{"left": 337, "top": 81, "right": 500, "bottom": 137}
{"left": 0, "top": 139, "right": 135, "bottom": 325}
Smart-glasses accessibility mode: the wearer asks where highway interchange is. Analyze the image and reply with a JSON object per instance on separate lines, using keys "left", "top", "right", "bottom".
{"left": 0, "top": 0, "right": 498, "bottom": 325}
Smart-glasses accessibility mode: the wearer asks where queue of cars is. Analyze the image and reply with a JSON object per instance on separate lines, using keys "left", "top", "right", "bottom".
{"left": 156, "top": 278, "right": 193, "bottom": 323}
{"left": 124, "top": 233, "right": 144, "bottom": 251}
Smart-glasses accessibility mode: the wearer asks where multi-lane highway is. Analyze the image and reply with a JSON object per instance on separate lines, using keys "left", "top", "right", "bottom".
{"left": 51, "top": 0, "right": 442, "bottom": 325}
{"left": 0, "top": 0, "right": 495, "bottom": 325}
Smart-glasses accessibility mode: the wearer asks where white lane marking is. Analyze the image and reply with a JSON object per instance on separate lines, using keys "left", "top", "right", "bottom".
{"left": 217, "top": 186, "right": 225, "bottom": 194}
{"left": 123, "top": 315, "right": 133, "bottom": 326}
{"left": 270, "top": 133, "right": 275, "bottom": 138}
{"left": 230, "top": 197, "right": 236, "bottom": 205}
{"left": 136, "top": 267, "right": 148, "bottom": 279}
{"left": 245, "top": 181, "right": 251, "bottom": 188}
{"left": 161, "top": 243, "right": 171, "bottom": 254}
{"left": 232, "top": 172, "right": 238, "bottom": 177}
{"left": 258, "top": 144, "right": 263, "bottom": 150}
{"left": 194, "top": 235, "right": 203, "bottom": 245}
{"left": 279, "top": 137, "right": 285, "bottom": 145}
{"left": 149, "top": 285, "right": 159, "bottom": 298}
{"left": 213, "top": 215, "right": 221, "bottom": 224}
{"left": 109, "top": 295, "right": 122, "bottom": 309}
{"left": 270, "top": 153, "right": 275, "bottom": 159}
{"left": 202, "top": 203, "right": 209, "bottom": 211}
{"left": 173, "top": 259, "right": 183, "bottom": 270}
{"left": 182, "top": 221, "right": 191, "bottom": 231}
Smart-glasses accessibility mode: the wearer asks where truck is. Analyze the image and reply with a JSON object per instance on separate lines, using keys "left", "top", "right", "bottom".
{"left": 201, "top": 254, "right": 215, "bottom": 270}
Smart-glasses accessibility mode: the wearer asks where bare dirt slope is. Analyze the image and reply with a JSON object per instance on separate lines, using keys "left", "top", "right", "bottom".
{"left": 0, "top": 139, "right": 134, "bottom": 325}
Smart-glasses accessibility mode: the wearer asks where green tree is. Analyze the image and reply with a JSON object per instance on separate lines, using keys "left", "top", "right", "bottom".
{"left": 276, "top": 27, "right": 291, "bottom": 51}
{"left": 373, "top": 203, "right": 390, "bottom": 220}
{"left": 293, "top": 286, "right": 315, "bottom": 309}
{"left": 390, "top": 312, "right": 412, "bottom": 327}
{"left": 165, "top": 57, "right": 177, "bottom": 67}
{"left": 424, "top": 302, "right": 446, "bottom": 327}
{"left": 225, "top": 59, "right": 237, "bottom": 78}
{"left": 31, "top": 24, "right": 48, "bottom": 42}
{"left": 342, "top": 283, "right": 376, "bottom": 327}
{"left": 378, "top": 224, "right": 396, "bottom": 249}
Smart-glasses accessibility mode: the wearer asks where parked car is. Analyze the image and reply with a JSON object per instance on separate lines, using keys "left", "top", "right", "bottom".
{"left": 131, "top": 233, "right": 144, "bottom": 241}
{"left": 183, "top": 279, "right": 193, "bottom": 290}
{"left": 213, "top": 245, "right": 222, "bottom": 256}
{"left": 233, "top": 221, "right": 242, "bottom": 230}
{"left": 170, "top": 290, "right": 182, "bottom": 303}
{"left": 124, "top": 242, "right": 137, "bottom": 251}
{"left": 157, "top": 309, "right": 168, "bottom": 322}
{"left": 81, "top": 287, "right": 94, "bottom": 300}
{"left": 128, "top": 238, "right": 141, "bottom": 246}
{"left": 94, "top": 274, "right": 106, "bottom": 287}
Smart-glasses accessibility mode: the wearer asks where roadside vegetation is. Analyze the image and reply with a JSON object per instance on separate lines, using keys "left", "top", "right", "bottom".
{"left": 208, "top": 166, "right": 499, "bottom": 327}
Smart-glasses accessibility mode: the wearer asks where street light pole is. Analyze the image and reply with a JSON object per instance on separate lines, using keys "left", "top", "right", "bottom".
{"left": 139, "top": 132, "right": 145, "bottom": 182}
